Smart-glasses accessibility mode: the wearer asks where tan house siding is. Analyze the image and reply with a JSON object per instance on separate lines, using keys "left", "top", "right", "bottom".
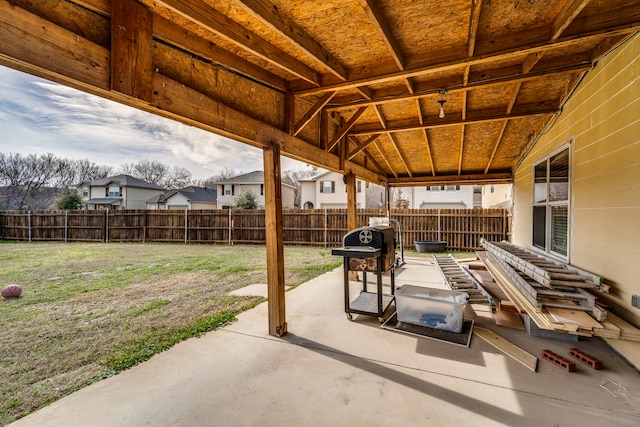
{"left": 512, "top": 34, "right": 640, "bottom": 326}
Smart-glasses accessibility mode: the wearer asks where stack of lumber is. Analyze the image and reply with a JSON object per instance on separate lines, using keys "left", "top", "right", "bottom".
{"left": 477, "top": 240, "right": 640, "bottom": 341}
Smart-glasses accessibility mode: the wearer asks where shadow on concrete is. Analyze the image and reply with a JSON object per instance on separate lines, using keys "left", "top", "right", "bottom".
{"left": 282, "top": 332, "right": 525, "bottom": 426}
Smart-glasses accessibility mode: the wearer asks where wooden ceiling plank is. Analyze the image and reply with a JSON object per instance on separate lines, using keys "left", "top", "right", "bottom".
{"left": 347, "top": 137, "right": 385, "bottom": 174}
{"left": 327, "top": 106, "right": 368, "bottom": 152}
{"left": 155, "top": 0, "right": 321, "bottom": 85}
{"left": 467, "top": 0, "right": 483, "bottom": 57}
{"left": 484, "top": 121, "right": 508, "bottom": 174}
{"left": 153, "top": 15, "right": 286, "bottom": 91}
{"left": 522, "top": 52, "right": 544, "bottom": 74}
{"left": 358, "top": 0, "right": 405, "bottom": 70}
{"left": 293, "top": 91, "right": 335, "bottom": 136}
{"left": 590, "top": 34, "right": 634, "bottom": 62}
{"left": 63, "top": 0, "right": 289, "bottom": 90}
{"left": 296, "top": 23, "right": 638, "bottom": 96}
{"left": 389, "top": 133, "right": 412, "bottom": 177}
{"left": 348, "top": 134, "right": 381, "bottom": 160}
{"left": 361, "top": 149, "right": 386, "bottom": 175}
{"left": 422, "top": 129, "right": 436, "bottom": 177}
{"left": 405, "top": 78, "right": 415, "bottom": 95}
{"left": 236, "top": 0, "right": 348, "bottom": 80}
{"left": 374, "top": 104, "right": 388, "bottom": 129}
{"left": 552, "top": 0, "right": 593, "bottom": 41}
{"left": 415, "top": 99, "right": 435, "bottom": 176}
{"left": 326, "top": 62, "right": 592, "bottom": 111}
{"left": 390, "top": 173, "right": 513, "bottom": 187}
{"left": 506, "top": 82, "right": 521, "bottom": 114}
{"left": 373, "top": 140, "right": 398, "bottom": 178}
{"left": 350, "top": 107, "right": 559, "bottom": 136}
{"left": 355, "top": 86, "right": 374, "bottom": 100}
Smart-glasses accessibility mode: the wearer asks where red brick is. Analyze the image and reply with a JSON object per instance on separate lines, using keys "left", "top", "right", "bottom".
{"left": 542, "top": 349, "right": 576, "bottom": 372}
{"left": 569, "top": 348, "right": 603, "bottom": 370}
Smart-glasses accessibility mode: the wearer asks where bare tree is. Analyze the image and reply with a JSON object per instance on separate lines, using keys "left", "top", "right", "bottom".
{"left": 163, "top": 166, "right": 192, "bottom": 190}
{"left": 0, "top": 153, "right": 64, "bottom": 209}
{"left": 197, "top": 167, "right": 239, "bottom": 187}
{"left": 119, "top": 160, "right": 169, "bottom": 186}
{"left": 56, "top": 159, "right": 112, "bottom": 188}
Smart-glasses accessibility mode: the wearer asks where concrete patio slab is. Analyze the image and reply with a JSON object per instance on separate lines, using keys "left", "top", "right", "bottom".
{"left": 9, "top": 258, "right": 640, "bottom": 427}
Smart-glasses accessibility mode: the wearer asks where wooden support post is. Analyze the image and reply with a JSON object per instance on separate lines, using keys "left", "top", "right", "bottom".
{"left": 263, "top": 140, "right": 287, "bottom": 337}
{"left": 111, "top": 0, "right": 153, "bottom": 102}
{"left": 346, "top": 172, "right": 358, "bottom": 281}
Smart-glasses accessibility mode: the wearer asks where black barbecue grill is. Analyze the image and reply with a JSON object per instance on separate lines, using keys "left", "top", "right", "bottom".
{"left": 332, "top": 226, "right": 396, "bottom": 320}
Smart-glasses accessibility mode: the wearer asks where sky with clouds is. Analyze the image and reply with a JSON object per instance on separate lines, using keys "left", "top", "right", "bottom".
{"left": 0, "top": 65, "right": 306, "bottom": 180}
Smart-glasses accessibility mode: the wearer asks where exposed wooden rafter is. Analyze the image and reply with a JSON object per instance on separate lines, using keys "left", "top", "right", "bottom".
{"left": 348, "top": 134, "right": 381, "bottom": 160}
{"left": 327, "top": 107, "right": 368, "bottom": 152}
{"left": 236, "top": 0, "right": 348, "bottom": 80}
{"left": 293, "top": 92, "right": 335, "bottom": 136}
{"left": 324, "top": 63, "right": 592, "bottom": 112}
{"left": 390, "top": 172, "right": 513, "bottom": 187}
{"left": 155, "top": 0, "right": 322, "bottom": 85}
{"left": 552, "top": 0, "right": 593, "bottom": 41}
{"left": 296, "top": 23, "right": 639, "bottom": 96}
{"left": 359, "top": 0, "right": 405, "bottom": 70}
{"left": 467, "top": 0, "right": 483, "bottom": 57}
{"left": 350, "top": 106, "right": 559, "bottom": 137}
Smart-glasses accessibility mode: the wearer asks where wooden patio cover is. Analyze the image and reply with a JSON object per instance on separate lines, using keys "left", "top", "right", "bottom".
{"left": 1, "top": 0, "right": 639, "bottom": 336}
{"left": 2, "top": 0, "right": 639, "bottom": 186}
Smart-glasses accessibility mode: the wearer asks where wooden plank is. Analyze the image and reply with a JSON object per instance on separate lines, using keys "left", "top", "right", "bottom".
{"left": 111, "top": 0, "right": 152, "bottom": 101}
{"left": 237, "top": 0, "right": 348, "bottom": 80}
{"left": 294, "top": 92, "right": 336, "bottom": 136}
{"left": 606, "top": 312, "right": 640, "bottom": 341}
{"left": 546, "top": 307, "right": 603, "bottom": 329}
{"left": 359, "top": 0, "right": 405, "bottom": 70}
{"left": 263, "top": 141, "right": 287, "bottom": 337}
{"left": 349, "top": 106, "right": 558, "bottom": 136}
{"left": 493, "top": 310, "right": 525, "bottom": 330}
{"left": 327, "top": 107, "right": 368, "bottom": 152}
{"left": 474, "top": 326, "right": 538, "bottom": 372}
{"left": 153, "top": 15, "right": 286, "bottom": 91}
{"left": 155, "top": 0, "right": 321, "bottom": 85}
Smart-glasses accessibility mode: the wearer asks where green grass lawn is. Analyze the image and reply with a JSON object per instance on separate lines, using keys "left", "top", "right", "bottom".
{"left": 0, "top": 242, "right": 342, "bottom": 425}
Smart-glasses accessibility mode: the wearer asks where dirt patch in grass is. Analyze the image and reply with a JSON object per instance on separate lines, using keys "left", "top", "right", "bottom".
{"left": 0, "top": 242, "right": 342, "bottom": 425}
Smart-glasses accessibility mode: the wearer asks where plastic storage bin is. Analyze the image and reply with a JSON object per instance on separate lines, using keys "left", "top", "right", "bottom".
{"left": 395, "top": 285, "right": 469, "bottom": 333}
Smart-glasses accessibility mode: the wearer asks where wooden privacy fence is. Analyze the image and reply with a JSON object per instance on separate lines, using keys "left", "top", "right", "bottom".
{"left": 0, "top": 208, "right": 511, "bottom": 251}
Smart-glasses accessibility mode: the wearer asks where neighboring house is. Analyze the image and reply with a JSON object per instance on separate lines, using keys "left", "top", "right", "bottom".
{"left": 511, "top": 35, "right": 639, "bottom": 327}
{"left": 299, "top": 170, "right": 384, "bottom": 209}
{"left": 79, "top": 174, "right": 165, "bottom": 210}
{"left": 214, "top": 171, "right": 296, "bottom": 209}
{"left": 482, "top": 184, "right": 513, "bottom": 209}
{"left": 145, "top": 186, "right": 217, "bottom": 210}
{"left": 398, "top": 185, "right": 475, "bottom": 209}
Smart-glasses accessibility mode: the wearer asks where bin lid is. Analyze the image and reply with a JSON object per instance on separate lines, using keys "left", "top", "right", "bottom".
{"left": 395, "top": 285, "right": 469, "bottom": 304}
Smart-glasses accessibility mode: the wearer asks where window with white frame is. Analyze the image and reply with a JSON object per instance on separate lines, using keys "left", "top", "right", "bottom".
{"left": 532, "top": 146, "right": 570, "bottom": 258}
{"left": 81, "top": 186, "right": 89, "bottom": 198}
{"left": 224, "top": 184, "right": 234, "bottom": 196}
{"left": 320, "top": 180, "right": 335, "bottom": 193}
{"left": 108, "top": 186, "right": 121, "bottom": 197}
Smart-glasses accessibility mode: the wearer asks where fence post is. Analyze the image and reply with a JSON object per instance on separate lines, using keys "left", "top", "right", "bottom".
{"left": 228, "top": 208, "right": 232, "bottom": 246}
{"left": 64, "top": 211, "right": 68, "bottom": 243}
{"left": 105, "top": 209, "right": 109, "bottom": 243}
{"left": 324, "top": 208, "right": 328, "bottom": 248}
{"left": 437, "top": 209, "right": 441, "bottom": 241}
{"left": 28, "top": 210, "right": 31, "bottom": 242}
{"left": 185, "top": 209, "right": 188, "bottom": 244}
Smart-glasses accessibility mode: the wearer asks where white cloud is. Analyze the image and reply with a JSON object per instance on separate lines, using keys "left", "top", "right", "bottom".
{"left": 0, "top": 66, "right": 307, "bottom": 179}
